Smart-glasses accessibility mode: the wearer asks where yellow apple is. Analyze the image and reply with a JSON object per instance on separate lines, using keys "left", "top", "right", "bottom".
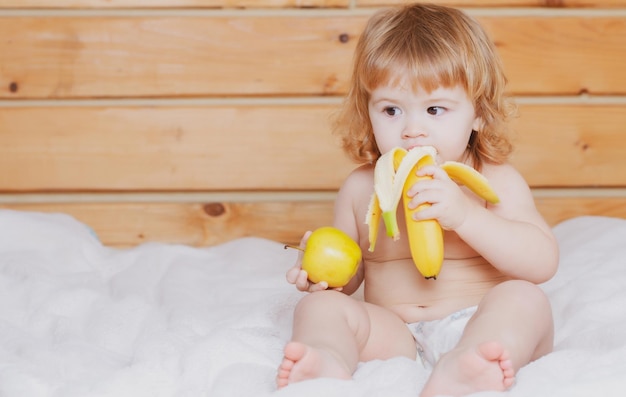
{"left": 300, "top": 226, "right": 362, "bottom": 288}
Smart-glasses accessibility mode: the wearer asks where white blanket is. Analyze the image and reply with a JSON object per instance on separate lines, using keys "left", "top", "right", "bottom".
{"left": 0, "top": 209, "right": 625, "bottom": 397}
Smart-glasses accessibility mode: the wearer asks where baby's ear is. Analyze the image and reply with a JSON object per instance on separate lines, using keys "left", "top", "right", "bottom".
{"left": 472, "top": 116, "right": 484, "bottom": 132}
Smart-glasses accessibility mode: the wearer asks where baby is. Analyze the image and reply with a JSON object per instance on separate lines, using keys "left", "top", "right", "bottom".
{"left": 277, "top": 3, "right": 559, "bottom": 396}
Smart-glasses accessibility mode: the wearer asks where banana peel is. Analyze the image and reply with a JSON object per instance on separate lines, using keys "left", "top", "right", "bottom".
{"left": 441, "top": 161, "right": 500, "bottom": 205}
{"left": 365, "top": 146, "right": 499, "bottom": 279}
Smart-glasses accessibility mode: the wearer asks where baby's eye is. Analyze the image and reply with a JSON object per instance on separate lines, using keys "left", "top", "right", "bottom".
{"left": 427, "top": 106, "right": 445, "bottom": 116}
{"left": 384, "top": 106, "right": 401, "bottom": 116}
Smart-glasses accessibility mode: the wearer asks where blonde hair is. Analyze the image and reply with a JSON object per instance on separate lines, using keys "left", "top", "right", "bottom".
{"left": 334, "top": 3, "right": 515, "bottom": 170}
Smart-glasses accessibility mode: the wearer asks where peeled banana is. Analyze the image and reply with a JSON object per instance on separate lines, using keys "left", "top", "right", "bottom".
{"left": 365, "top": 146, "right": 499, "bottom": 279}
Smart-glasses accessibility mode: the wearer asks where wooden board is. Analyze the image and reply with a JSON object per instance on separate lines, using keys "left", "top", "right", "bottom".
{"left": 1, "top": 103, "right": 624, "bottom": 191}
{"left": 510, "top": 104, "right": 626, "bottom": 187}
{"left": 0, "top": 104, "right": 353, "bottom": 191}
{"left": 0, "top": 0, "right": 350, "bottom": 8}
{"left": 1, "top": 15, "right": 626, "bottom": 98}
{"left": 1, "top": 2, "right": 625, "bottom": 247}
{"left": 2, "top": 0, "right": 625, "bottom": 8}
{"left": 0, "top": 201, "right": 336, "bottom": 247}
{"left": 2, "top": 196, "right": 624, "bottom": 247}
{"left": 357, "top": 0, "right": 626, "bottom": 7}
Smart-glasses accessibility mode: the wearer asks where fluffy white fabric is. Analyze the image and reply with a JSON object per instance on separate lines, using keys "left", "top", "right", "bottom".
{"left": 0, "top": 210, "right": 625, "bottom": 397}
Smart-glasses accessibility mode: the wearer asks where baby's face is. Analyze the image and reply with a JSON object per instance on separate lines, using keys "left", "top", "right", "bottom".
{"left": 368, "top": 80, "right": 481, "bottom": 163}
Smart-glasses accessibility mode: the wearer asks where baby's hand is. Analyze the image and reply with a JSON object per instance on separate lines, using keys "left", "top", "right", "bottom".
{"left": 286, "top": 266, "right": 331, "bottom": 292}
{"left": 285, "top": 231, "right": 341, "bottom": 293}
{"left": 407, "top": 164, "right": 472, "bottom": 230}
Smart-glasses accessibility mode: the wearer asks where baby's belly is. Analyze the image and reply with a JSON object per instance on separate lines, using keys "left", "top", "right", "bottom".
{"left": 363, "top": 257, "right": 509, "bottom": 323}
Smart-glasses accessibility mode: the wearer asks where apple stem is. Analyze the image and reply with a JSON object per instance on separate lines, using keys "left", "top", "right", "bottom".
{"left": 284, "top": 244, "right": 304, "bottom": 252}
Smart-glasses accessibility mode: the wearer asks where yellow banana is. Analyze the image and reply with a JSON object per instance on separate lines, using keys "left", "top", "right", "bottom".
{"left": 440, "top": 161, "right": 500, "bottom": 204}
{"left": 402, "top": 154, "right": 444, "bottom": 279}
{"left": 366, "top": 146, "right": 499, "bottom": 279}
{"left": 369, "top": 146, "right": 438, "bottom": 242}
{"left": 365, "top": 193, "right": 382, "bottom": 252}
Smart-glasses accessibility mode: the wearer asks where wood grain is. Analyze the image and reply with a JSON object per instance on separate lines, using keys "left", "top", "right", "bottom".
{"left": 0, "top": 16, "right": 356, "bottom": 98}
{"left": 1, "top": 0, "right": 624, "bottom": 8}
{"left": 1, "top": 1, "right": 625, "bottom": 249}
{"left": 0, "top": 0, "right": 349, "bottom": 8}
{"left": 0, "top": 201, "right": 335, "bottom": 247}
{"left": 357, "top": 0, "right": 626, "bottom": 7}
{"left": 534, "top": 196, "right": 626, "bottom": 226}
{"left": 1, "top": 15, "right": 625, "bottom": 98}
{"left": 2, "top": 196, "right": 624, "bottom": 247}
{"left": 510, "top": 104, "right": 626, "bottom": 187}
{"left": 0, "top": 104, "right": 354, "bottom": 191}
{"left": 1, "top": 103, "right": 624, "bottom": 191}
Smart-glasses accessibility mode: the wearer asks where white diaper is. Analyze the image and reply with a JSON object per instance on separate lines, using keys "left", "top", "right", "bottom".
{"left": 406, "top": 306, "right": 478, "bottom": 369}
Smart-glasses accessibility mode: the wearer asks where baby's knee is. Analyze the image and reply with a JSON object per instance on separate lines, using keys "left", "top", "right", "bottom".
{"left": 499, "top": 281, "right": 554, "bottom": 358}
{"left": 495, "top": 280, "right": 551, "bottom": 312}
{"left": 294, "top": 290, "right": 351, "bottom": 313}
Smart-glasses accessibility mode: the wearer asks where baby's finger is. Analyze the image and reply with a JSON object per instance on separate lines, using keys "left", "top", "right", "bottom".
{"left": 295, "top": 270, "right": 311, "bottom": 291}
{"left": 417, "top": 164, "right": 449, "bottom": 179}
{"left": 294, "top": 231, "right": 312, "bottom": 262}
{"left": 309, "top": 281, "right": 329, "bottom": 292}
{"left": 299, "top": 231, "right": 312, "bottom": 248}
{"left": 286, "top": 266, "right": 301, "bottom": 284}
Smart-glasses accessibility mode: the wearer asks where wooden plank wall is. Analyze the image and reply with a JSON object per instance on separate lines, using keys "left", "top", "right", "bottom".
{"left": 1, "top": 1, "right": 625, "bottom": 247}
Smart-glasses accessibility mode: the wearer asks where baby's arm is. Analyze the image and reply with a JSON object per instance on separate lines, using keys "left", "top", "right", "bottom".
{"left": 450, "top": 163, "right": 558, "bottom": 283}
{"left": 409, "top": 162, "right": 558, "bottom": 283}
{"left": 285, "top": 167, "right": 368, "bottom": 294}
{"left": 330, "top": 169, "right": 367, "bottom": 296}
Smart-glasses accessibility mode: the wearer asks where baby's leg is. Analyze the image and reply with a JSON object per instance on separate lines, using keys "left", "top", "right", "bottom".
{"left": 277, "top": 341, "right": 352, "bottom": 387}
{"left": 420, "top": 280, "right": 553, "bottom": 397}
{"left": 277, "top": 290, "right": 415, "bottom": 388}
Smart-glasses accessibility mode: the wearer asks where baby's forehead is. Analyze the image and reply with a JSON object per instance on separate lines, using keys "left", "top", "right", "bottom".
{"left": 371, "top": 66, "right": 465, "bottom": 92}
{"left": 371, "top": 79, "right": 467, "bottom": 97}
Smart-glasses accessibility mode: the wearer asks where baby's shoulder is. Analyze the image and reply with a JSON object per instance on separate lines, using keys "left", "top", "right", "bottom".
{"left": 336, "top": 164, "right": 375, "bottom": 203}
{"left": 343, "top": 163, "right": 375, "bottom": 187}
{"left": 480, "top": 161, "right": 535, "bottom": 205}
{"left": 481, "top": 161, "right": 526, "bottom": 185}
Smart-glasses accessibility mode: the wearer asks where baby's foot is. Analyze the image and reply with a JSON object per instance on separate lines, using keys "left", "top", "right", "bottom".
{"left": 276, "top": 341, "right": 351, "bottom": 389}
{"left": 420, "top": 341, "right": 515, "bottom": 397}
